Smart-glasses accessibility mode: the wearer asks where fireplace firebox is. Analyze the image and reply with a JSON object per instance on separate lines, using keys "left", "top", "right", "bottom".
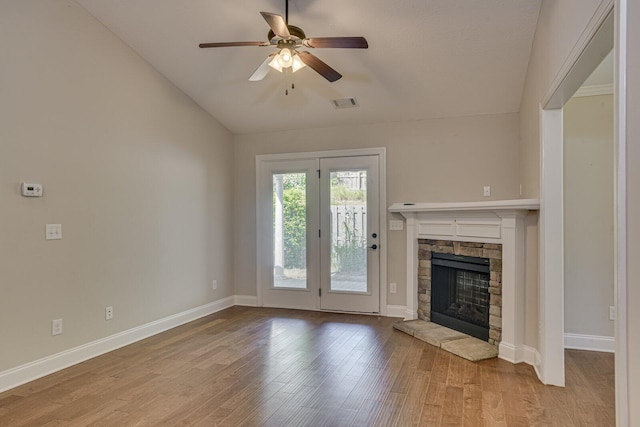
{"left": 430, "top": 252, "right": 490, "bottom": 341}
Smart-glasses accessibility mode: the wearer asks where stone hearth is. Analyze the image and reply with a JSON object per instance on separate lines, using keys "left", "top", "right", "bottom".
{"left": 393, "top": 319, "right": 498, "bottom": 362}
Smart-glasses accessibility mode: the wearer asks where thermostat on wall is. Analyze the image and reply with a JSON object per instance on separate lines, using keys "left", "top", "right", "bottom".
{"left": 21, "top": 182, "right": 43, "bottom": 197}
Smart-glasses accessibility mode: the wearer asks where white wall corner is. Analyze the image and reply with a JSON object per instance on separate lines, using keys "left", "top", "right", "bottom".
{"left": 0, "top": 296, "right": 235, "bottom": 394}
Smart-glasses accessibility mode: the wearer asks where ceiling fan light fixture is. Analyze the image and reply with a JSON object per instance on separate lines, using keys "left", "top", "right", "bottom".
{"left": 268, "top": 48, "right": 306, "bottom": 73}
{"left": 276, "top": 48, "right": 293, "bottom": 68}
{"left": 268, "top": 55, "right": 284, "bottom": 72}
{"left": 291, "top": 53, "right": 306, "bottom": 72}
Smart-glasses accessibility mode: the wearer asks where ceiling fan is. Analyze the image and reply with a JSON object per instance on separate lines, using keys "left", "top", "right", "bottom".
{"left": 198, "top": 0, "right": 368, "bottom": 84}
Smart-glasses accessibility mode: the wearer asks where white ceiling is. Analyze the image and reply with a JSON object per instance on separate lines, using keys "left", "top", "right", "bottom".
{"left": 75, "top": 0, "right": 541, "bottom": 134}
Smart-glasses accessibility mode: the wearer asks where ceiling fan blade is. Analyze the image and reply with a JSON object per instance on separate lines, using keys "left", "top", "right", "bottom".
{"left": 303, "top": 37, "right": 368, "bottom": 49}
{"left": 249, "top": 53, "right": 277, "bottom": 82}
{"left": 297, "top": 51, "right": 342, "bottom": 82}
{"left": 199, "top": 41, "right": 269, "bottom": 48}
{"left": 260, "top": 12, "right": 290, "bottom": 38}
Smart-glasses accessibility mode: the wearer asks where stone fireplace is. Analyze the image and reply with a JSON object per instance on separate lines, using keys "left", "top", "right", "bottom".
{"left": 417, "top": 239, "right": 502, "bottom": 346}
{"left": 389, "top": 199, "right": 539, "bottom": 364}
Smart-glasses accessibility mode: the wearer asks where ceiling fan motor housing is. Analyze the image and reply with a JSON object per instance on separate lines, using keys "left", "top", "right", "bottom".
{"left": 268, "top": 25, "right": 306, "bottom": 43}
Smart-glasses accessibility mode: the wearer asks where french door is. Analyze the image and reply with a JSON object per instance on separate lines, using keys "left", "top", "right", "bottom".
{"left": 319, "top": 156, "right": 380, "bottom": 312}
{"left": 258, "top": 154, "right": 380, "bottom": 313}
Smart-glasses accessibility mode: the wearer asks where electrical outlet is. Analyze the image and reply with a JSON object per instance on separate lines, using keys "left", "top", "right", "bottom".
{"left": 105, "top": 306, "right": 113, "bottom": 320}
{"left": 212, "top": 280, "right": 217, "bottom": 290}
{"left": 609, "top": 306, "right": 615, "bottom": 321}
{"left": 46, "top": 224, "right": 62, "bottom": 240}
{"left": 483, "top": 186, "right": 491, "bottom": 197}
{"left": 52, "top": 318, "right": 63, "bottom": 336}
{"left": 389, "top": 283, "right": 397, "bottom": 294}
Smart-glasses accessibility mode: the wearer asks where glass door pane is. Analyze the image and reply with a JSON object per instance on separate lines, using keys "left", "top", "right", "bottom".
{"left": 272, "top": 172, "right": 307, "bottom": 289}
{"left": 329, "top": 170, "right": 368, "bottom": 293}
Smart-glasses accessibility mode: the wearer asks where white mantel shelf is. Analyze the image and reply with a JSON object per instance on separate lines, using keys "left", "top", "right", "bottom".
{"left": 389, "top": 198, "right": 539, "bottom": 366}
{"left": 389, "top": 198, "right": 540, "bottom": 213}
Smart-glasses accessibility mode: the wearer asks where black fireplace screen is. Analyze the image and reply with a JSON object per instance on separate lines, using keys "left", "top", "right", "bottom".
{"left": 430, "top": 252, "right": 490, "bottom": 341}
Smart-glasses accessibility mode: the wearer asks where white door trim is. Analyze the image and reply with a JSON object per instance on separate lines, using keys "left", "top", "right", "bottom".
{"left": 614, "top": 1, "right": 629, "bottom": 424}
{"left": 255, "top": 148, "right": 388, "bottom": 315}
{"left": 538, "top": 107, "right": 565, "bottom": 386}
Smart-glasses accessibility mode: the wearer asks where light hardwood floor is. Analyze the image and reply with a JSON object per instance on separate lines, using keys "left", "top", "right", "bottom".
{"left": 0, "top": 307, "right": 615, "bottom": 426}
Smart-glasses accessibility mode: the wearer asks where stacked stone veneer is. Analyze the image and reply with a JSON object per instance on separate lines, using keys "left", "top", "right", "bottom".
{"left": 417, "top": 239, "right": 503, "bottom": 347}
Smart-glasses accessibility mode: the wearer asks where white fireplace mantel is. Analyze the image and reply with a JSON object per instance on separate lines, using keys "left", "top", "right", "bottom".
{"left": 389, "top": 199, "right": 540, "bottom": 364}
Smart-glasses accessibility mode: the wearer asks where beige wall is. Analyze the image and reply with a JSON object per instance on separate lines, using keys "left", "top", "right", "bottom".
{"left": 563, "top": 95, "right": 614, "bottom": 337}
{"left": 623, "top": 0, "right": 640, "bottom": 420}
{"left": 519, "top": 0, "right": 607, "bottom": 197}
{"left": 233, "top": 114, "right": 521, "bottom": 307}
{"left": 0, "top": 0, "right": 234, "bottom": 372}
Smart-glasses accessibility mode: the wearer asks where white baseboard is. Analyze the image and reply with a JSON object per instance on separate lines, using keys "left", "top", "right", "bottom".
{"left": 498, "top": 342, "right": 537, "bottom": 365}
{"left": 0, "top": 296, "right": 235, "bottom": 394}
{"left": 564, "top": 333, "right": 615, "bottom": 353}
{"left": 533, "top": 350, "right": 543, "bottom": 383}
{"left": 1, "top": 296, "right": 555, "bottom": 394}
{"left": 386, "top": 305, "right": 407, "bottom": 318}
{"left": 234, "top": 295, "right": 258, "bottom": 306}
{"left": 521, "top": 345, "right": 538, "bottom": 365}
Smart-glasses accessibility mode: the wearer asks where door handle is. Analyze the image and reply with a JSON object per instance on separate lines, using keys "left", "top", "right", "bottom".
{"left": 368, "top": 244, "right": 378, "bottom": 250}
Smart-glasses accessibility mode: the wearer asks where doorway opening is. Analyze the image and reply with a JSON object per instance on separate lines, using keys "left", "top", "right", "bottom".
{"left": 538, "top": 8, "right": 626, "bottom": 423}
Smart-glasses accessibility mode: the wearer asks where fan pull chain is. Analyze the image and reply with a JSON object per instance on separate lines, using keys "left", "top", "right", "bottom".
{"left": 284, "top": 67, "right": 294, "bottom": 96}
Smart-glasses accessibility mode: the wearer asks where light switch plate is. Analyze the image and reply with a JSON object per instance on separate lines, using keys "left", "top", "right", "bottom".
{"left": 46, "top": 224, "right": 62, "bottom": 240}
{"left": 483, "top": 186, "right": 491, "bottom": 197}
{"left": 389, "top": 220, "right": 404, "bottom": 231}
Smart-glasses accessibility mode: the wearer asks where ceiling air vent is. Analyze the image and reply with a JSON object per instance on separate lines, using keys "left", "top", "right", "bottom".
{"left": 331, "top": 97, "right": 359, "bottom": 109}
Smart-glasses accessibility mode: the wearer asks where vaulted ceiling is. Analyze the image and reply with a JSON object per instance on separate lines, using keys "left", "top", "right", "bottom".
{"left": 75, "top": 0, "right": 541, "bottom": 134}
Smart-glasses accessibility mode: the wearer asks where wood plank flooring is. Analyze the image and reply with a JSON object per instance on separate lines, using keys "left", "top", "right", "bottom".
{"left": 0, "top": 307, "right": 615, "bottom": 426}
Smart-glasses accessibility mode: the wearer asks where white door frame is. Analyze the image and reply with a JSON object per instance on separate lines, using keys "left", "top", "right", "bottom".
{"left": 255, "top": 147, "right": 388, "bottom": 315}
{"left": 539, "top": 1, "right": 629, "bottom": 423}
{"left": 613, "top": 1, "right": 629, "bottom": 423}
